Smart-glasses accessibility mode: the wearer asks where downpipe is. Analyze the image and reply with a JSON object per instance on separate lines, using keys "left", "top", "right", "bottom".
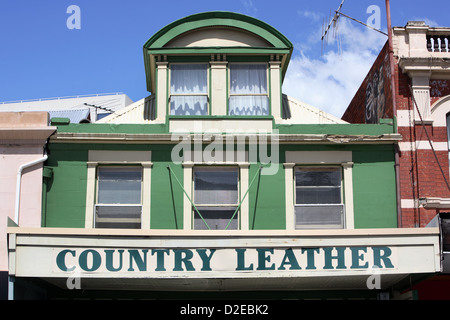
{"left": 14, "top": 154, "right": 48, "bottom": 225}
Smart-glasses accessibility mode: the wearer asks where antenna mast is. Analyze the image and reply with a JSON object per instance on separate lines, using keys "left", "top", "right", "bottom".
{"left": 321, "top": 0, "right": 345, "bottom": 54}
{"left": 321, "top": 0, "right": 388, "bottom": 54}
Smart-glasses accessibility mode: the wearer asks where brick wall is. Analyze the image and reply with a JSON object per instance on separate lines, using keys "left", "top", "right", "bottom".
{"left": 342, "top": 42, "right": 393, "bottom": 123}
{"left": 342, "top": 47, "right": 450, "bottom": 228}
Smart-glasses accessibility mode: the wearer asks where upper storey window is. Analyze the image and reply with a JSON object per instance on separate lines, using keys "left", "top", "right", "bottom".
{"left": 229, "top": 63, "right": 269, "bottom": 116}
{"left": 170, "top": 63, "right": 208, "bottom": 115}
{"left": 295, "top": 167, "right": 344, "bottom": 229}
{"left": 95, "top": 166, "right": 142, "bottom": 229}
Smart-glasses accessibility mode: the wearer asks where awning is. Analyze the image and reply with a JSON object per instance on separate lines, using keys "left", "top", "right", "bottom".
{"left": 8, "top": 226, "right": 440, "bottom": 292}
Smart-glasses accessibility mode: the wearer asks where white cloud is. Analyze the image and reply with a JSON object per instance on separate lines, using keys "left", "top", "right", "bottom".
{"left": 412, "top": 17, "right": 440, "bottom": 27}
{"left": 282, "top": 18, "right": 387, "bottom": 118}
{"left": 298, "top": 10, "right": 321, "bottom": 22}
{"left": 241, "top": 0, "right": 258, "bottom": 15}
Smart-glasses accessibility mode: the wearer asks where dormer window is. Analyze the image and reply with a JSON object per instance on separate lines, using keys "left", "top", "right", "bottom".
{"left": 229, "top": 63, "right": 269, "bottom": 116}
{"left": 170, "top": 63, "right": 208, "bottom": 115}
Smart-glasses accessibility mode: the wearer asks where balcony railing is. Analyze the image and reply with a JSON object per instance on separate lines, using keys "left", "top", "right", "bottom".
{"left": 427, "top": 33, "right": 450, "bottom": 52}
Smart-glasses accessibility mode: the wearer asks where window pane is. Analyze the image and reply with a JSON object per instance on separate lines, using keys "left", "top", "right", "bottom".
{"left": 296, "top": 187, "right": 341, "bottom": 204}
{"left": 194, "top": 207, "right": 238, "bottom": 230}
{"left": 295, "top": 205, "right": 343, "bottom": 229}
{"left": 98, "top": 167, "right": 142, "bottom": 204}
{"left": 230, "top": 64, "right": 267, "bottom": 94}
{"left": 296, "top": 168, "right": 341, "bottom": 187}
{"left": 229, "top": 96, "right": 269, "bottom": 115}
{"left": 170, "top": 95, "right": 208, "bottom": 115}
{"left": 95, "top": 205, "right": 142, "bottom": 229}
{"left": 295, "top": 168, "right": 341, "bottom": 204}
{"left": 170, "top": 64, "right": 207, "bottom": 94}
{"left": 294, "top": 167, "right": 343, "bottom": 229}
{"left": 194, "top": 169, "right": 238, "bottom": 205}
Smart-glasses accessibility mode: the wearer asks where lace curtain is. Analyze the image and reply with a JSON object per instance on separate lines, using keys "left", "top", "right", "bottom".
{"left": 170, "top": 64, "right": 208, "bottom": 115}
{"left": 229, "top": 64, "right": 269, "bottom": 115}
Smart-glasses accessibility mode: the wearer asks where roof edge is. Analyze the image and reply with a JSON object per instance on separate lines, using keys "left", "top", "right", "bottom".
{"left": 143, "top": 11, "right": 293, "bottom": 50}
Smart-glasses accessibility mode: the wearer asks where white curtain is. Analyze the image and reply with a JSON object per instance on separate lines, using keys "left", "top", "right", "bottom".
{"left": 170, "top": 64, "right": 208, "bottom": 115}
{"left": 229, "top": 64, "right": 268, "bottom": 115}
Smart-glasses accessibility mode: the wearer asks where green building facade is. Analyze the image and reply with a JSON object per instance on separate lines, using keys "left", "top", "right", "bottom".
{"left": 7, "top": 12, "right": 440, "bottom": 300}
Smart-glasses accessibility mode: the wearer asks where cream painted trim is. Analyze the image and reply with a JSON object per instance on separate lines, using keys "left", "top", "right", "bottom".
{"left": 182, "top": 161, "right": 249, "bottom": 231}
{"left": 283, "top": 163, "right": 295, "bottom": 230}
{"left": 431, "top": 95, "right": 450, "bottom": 127}
{"left": 85, "top": 151, "right": 152, "bottom": 229}
{"left": 401, "top": 199, "right": 418, "bottom": 209}
{"left": 210, "top": 61, "right": 228, "bottom": 116}
{"left": 398, "top": 141, "right": 448, "bottom": 152}
{"left": 239, "top": 163, "right": 249, "bottom": 231}
{"left": 141, "top": 163, "right": 153, "bottom": 229}
{"left": 85, "top": 162, "right": 97, "bottom": 228}
{"left": 182, "top": 162, "right": 194, "bottom": 230}
{"left": 342, "top": 162, "right": 355, "bottom": 229}
{"left": 269, "top": 61, "right": 281, "bottom": 120}
{"left": 156, "top": 62, "right": 168, "bottom": 122}
{"left": 285, "top": 151, "right": 352, "bottom": 164}
{"left": 8, "top": 225, "right": 440, "bottom": 237}
{"left": 421, "top": 197, "right": 450, "bottom": 209}
{"left": 284, "top": 151, "right": 354, "bottom": 230}
{"left": 169, "top": 119, "right": 273, "bottom": 133}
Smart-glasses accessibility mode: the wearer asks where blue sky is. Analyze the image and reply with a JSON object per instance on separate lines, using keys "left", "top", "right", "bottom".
{"left": 0, "top": 0, "right": 448, "bottom": 117}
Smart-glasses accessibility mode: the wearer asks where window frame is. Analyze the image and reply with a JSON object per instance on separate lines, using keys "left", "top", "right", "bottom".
{"left": 168, "top": 62, "right": 210, "bottom": 116}
{"left": 294, "top": 166, "right": 344, "bottom": 229}
{"left": 192, "top": 166, "right": 240, "bottom": 230}
{"left": 182, "top": 159, "right": 250, "bottom": 231}
{"left": 284, "top": 151, "right": 354, "bottom": 230}
{"left": 94, "top": 165, "right": 143, "bottom": 229}
{"left": 85, "top": 151, "right": 152, "bottom": 229}
{"left": 228, "top": 62, "right": 270, "bottom": 116}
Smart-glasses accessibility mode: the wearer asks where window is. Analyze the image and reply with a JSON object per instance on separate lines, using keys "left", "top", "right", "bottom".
{"left": 294, "top": 167, "right": 344, "bottom": 229}
{"left": 229, "top": 63, "right": 269, "bottom": 116}
{"left": 170, "top": 63, "right": 208, "bottom": 115}
{"left": 193, "top": 167, "right": 239, "bottom": 230}
{"left": 95, "top": 166, "right": 142, "bottom": 229}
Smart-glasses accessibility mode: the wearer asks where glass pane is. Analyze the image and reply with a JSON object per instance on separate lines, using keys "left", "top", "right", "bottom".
{"left": 171, "top": 64, "right": 207, "bottom": 94}
{"left": 194, "top": 208, "right": 238, "bottom": 230}
{"left": 228, "top": 96, "right": 269, "bottom": 115}
{"left": 194, "top": 169, "right": 238, "bottom": 205}
{"left": 295, "top": 205, "right": 343, "bottom": 229}
{"left": 170, "top": 95, "right": 208, "bottom": 115}
{"left": 295, "top": 168, "right": 341, "bottom": 187}
{"left": 230, "top": 64, "right": 267, "bottom": 94}
{"left": 98, "top": 167, "right": 142, "bottom": 204}
{"left": 296, "top": 187, "right": 341, "bottom": 204}
{"left": 95, "top": 205, "right": 141, "bottom": 229}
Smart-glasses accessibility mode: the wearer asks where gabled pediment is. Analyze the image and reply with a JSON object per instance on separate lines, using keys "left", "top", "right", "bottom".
{"left": 143, "top": 11, "right": 293, "bottom": 93}
{"left": 165, "top": 27, "right": 273, "bottom": 48}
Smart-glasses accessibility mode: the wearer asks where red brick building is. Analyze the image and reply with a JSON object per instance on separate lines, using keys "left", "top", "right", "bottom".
{"left": 342, "top": 21, "right": 450, "bottom": 299}
{"left": 343, "top": 21, "right": 450, "bottom": 228}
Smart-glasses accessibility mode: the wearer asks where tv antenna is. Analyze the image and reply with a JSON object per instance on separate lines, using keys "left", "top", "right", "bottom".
{"left": 321, "top": 0, "right": 388, "bottom": 54}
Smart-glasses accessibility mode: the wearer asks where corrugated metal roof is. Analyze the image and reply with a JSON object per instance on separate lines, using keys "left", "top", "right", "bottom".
{"left": 97, "top": 94, "right": 346, "bottom": 125}
{"left": 97, "top": 96, "right": 155, "bottom": 124}
{"left": 48, "top": 108, "right": 90, "bottom": 124}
